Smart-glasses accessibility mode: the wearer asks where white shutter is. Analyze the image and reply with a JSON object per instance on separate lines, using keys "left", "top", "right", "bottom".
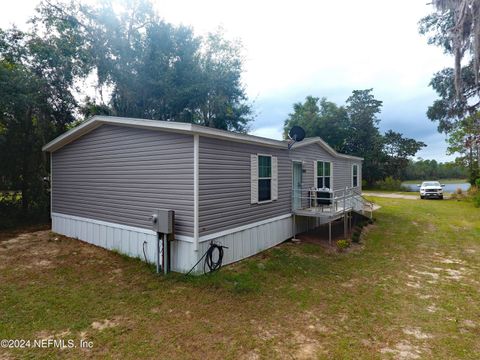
{"left": 251, "top": 154, "right": 258, "bottom": 204}
{"left": 271, "top": 156, "right": 278, "bottom": 200}
{"left": 330, "top": 162, "right": 334, "bottom": 190}
{"left": 313, "top": 161, "right": 317, "bottom": 189}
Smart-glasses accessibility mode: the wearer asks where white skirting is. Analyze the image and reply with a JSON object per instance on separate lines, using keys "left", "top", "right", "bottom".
{"left": 51, "top": 212, "right": 196, "bottom": 273}
{"left": 197, "top": 215, "right": 294, "bottom": 268}
{"left": 52, "top": 212, "right": 300, "bottom": 274}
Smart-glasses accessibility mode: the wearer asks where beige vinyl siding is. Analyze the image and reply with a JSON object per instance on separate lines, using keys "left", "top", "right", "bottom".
{"left": 52, "top": 124, "right": 194, "bottom": 236}
{"left": 198, "top": 136, "right": 290, "bottom": 236}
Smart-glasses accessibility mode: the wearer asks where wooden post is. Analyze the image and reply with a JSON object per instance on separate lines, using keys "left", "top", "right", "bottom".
{"left": 329, "top": 221, "right": 332, "bottom": 246}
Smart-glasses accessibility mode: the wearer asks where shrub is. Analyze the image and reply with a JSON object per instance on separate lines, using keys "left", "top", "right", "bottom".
{"left": 336, "top": 239, "right": 350, "bottom": 251}
{"left": 374, "top": 176, "right": 409, "bottom": 191}
{"left": 351, "top": 230, "right": 361, "bottom": 243}
{"left": 473, "top": 194, "right": 480, "bottom": 208}
{"left": 465, "top": 180, "right": 480, "bottom": 207}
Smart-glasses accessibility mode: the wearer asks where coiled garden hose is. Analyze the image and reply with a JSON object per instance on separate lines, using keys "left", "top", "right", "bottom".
{"left": 185, "top": 241, "right": 228, "bottom": 276}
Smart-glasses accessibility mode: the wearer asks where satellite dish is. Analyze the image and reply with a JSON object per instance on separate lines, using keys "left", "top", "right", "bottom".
{"left": 288, "top": 126, "right": 305, "bottom": 149}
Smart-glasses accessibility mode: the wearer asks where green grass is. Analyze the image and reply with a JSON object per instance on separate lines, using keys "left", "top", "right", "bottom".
{"left": 402, "top": 178, "right": 468, "bottom": 184}
{"left": 1, "top": 199, "right": 479, "bottom": 359}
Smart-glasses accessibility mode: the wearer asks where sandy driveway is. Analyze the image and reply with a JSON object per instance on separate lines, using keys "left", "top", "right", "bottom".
{"left": 363, "top": 192, "right": 419, "bottom": 200}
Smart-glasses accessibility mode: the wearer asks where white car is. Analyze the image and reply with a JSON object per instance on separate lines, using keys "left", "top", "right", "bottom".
{"left": 417, "top": 181, "right": 445, "bottom": 200}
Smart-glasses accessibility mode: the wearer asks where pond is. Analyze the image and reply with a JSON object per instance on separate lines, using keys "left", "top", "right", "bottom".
{"left": 402, "top": 182, "right": 471, "bottom": 193}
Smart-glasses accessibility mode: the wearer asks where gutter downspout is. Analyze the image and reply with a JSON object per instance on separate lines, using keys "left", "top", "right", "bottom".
{"left": 194, "top": 134, "right": 199, "bottom": 252}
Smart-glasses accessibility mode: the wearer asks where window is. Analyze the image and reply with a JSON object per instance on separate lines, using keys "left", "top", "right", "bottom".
{"left": 251, "top": 154, "right": 277, "bottom": 204}
{"left": 316, "top": 161, "right": 331, "bottom": 189}
{"left": 258, "top": 155, "right": 272, "bottom": 201}
{"left": 352, "top": 164, "right": 359, "bottom": 187}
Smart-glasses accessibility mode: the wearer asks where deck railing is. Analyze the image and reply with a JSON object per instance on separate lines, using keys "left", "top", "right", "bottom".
{"left": 292, "top": 186, "right": 370, "bottom": 217}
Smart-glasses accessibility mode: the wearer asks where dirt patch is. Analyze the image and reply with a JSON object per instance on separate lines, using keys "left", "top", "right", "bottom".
{"left": 402, "top": 327, "right": 432, "bottom": 340}
{"left": 411, "top": 270, "right": 439, "bottom": 280}
{"left": 36, "top": 329, "right": 72, "bottom": 340}
{"left": 461, "top": 320, "right": 477, "bottom": 328}
{"left": 406, "top": 282, "right": 422, "bottom": 289}
{"left": 444, "top": 269, "right": 464, "bottom": 280}
{"left": 291, "top": 331, "right": 324, "bottom": 359}
{"left": 380, "top": 341, "right": 422, "bottom": 359}
{"left": 295, "top": 218, "right": 373, "bottom": 255}
{"left": 0, "top": 351, "right": 14, "bottom": 360}
{"left": 91, "top": 318, "right": 122, "bottom": 331}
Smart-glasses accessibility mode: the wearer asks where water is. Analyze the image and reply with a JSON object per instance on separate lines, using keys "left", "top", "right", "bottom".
{"left": 402, "top": 182, "right": 471, "bottom": 193}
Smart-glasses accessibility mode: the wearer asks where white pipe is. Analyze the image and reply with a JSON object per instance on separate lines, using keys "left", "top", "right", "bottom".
{"left": 156, "top": 233, "right": 160, "bottom": 274}
{"left": 163, "top": 234, "right": 168, "bottom": 274}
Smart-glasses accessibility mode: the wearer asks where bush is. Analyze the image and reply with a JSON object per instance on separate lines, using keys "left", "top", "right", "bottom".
{"left": 473, "top": 194, "right": 480, "bottom": 208}
{"left": 465, "top": 180, "right": 480, "bottom": 207}
{"left": 351, "top": 230, "right": 361, "bottom": 243}
{"left": 373, "top": 176, "right": 408, "bottom": 191}
{"left": 336, "top": 239, "right": 350, "bottom": 251}
{"left": 0, "top": 190, "right": 49, "bottom": 230}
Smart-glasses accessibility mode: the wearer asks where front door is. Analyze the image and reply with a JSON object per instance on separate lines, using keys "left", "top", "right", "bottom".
{"left": 292, "top": 162, "right": 303, "bottom": 210}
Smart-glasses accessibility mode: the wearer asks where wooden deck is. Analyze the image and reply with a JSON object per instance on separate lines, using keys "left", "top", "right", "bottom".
{"left": 293, "top": 205, "right": 350, "bottom": 220}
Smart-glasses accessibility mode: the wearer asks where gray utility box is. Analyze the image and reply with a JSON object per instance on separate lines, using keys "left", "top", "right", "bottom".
{"left": 151, "top": 209, "right": 175, "bottom": 234}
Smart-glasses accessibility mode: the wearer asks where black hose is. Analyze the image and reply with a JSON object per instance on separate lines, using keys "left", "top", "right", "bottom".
{"left": 185, "top": 241, "right": 228, "bottom": 276}
{"left": 143, "top": 241, "right": 148, "bottom": 264}
{"left": 143, "top": 240, "right": 163, "bottom": 268}
{"left": 203, "top": 243, "right": 225, "bottom": 274}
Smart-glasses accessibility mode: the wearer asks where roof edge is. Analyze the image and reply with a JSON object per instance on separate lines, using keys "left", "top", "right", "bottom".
{"left": 291, "top": 137, "right": 364, "bottom": 161}
{"left": 42, "top": 116, "right": 363, "bottom": 161}
{"left": 42, "top": 115, "right": 287, "bottom": 152}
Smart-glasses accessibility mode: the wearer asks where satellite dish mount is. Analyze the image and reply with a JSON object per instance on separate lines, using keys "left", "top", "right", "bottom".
{"left": 288, "top": 126, "right": 306, "bottom": 150}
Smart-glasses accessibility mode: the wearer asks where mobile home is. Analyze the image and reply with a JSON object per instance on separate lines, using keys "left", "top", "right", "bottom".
{"left": 43, "top": 115, "right": 366, "bottom": 273}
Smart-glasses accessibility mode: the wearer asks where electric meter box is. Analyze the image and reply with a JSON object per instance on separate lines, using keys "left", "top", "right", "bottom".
{"left": 151, "top": 209, "right": 174, "bottom": 234}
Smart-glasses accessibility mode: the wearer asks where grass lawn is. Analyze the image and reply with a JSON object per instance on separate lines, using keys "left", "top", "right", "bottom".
{"left": 1, "top": 198, "right": 479, "bottom": 359}
{"left": 402, "top": 179, "right": 468, "bottom": 184}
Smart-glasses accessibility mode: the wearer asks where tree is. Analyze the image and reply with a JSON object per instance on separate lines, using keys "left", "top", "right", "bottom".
{"left": 283, "top": 96, "right": 349, "bottom": 151}
{"left": 35, "top": 0, "right": 253, "bottom": 131}
{"left": 283, "top": 90, "right": 426, "bottom": 185}
{"left": 344, "top": 89, "right": 385, "bottom": 185}
{"left": 420, "top": 1, "right": 480, "bottom": 181}
{"left": 0, "top": 0, "right": 254, "bottom": 227}
{"left": 0, "top": 27, "right": 79, "bottom": 220}
{"left": 404, "top": 159, "right": 468, "bottom": 180}
{"left": 446, "top": 113, "right": 480, "bottom": 183}
{"left": 383, "top": 130, "right": 426, "bottom": 180}
{"left": 429, "top": 0, "right": 480, "bottom": 101}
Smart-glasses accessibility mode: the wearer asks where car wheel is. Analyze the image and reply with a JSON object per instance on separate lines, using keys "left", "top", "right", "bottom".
{"left": 439, "top": 195, "right": 443, "bottom": 200}
{"left": 420, "top": 196, "right": 424, "bottom": 199}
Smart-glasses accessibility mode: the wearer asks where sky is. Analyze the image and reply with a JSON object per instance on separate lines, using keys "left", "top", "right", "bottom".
{"left": 1, "top": 0, "right": 455, "bottom": 160}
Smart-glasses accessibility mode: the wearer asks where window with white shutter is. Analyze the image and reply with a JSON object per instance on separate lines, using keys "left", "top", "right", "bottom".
{"left": 251, "top": 154, "right": 277, "bottom": 203}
